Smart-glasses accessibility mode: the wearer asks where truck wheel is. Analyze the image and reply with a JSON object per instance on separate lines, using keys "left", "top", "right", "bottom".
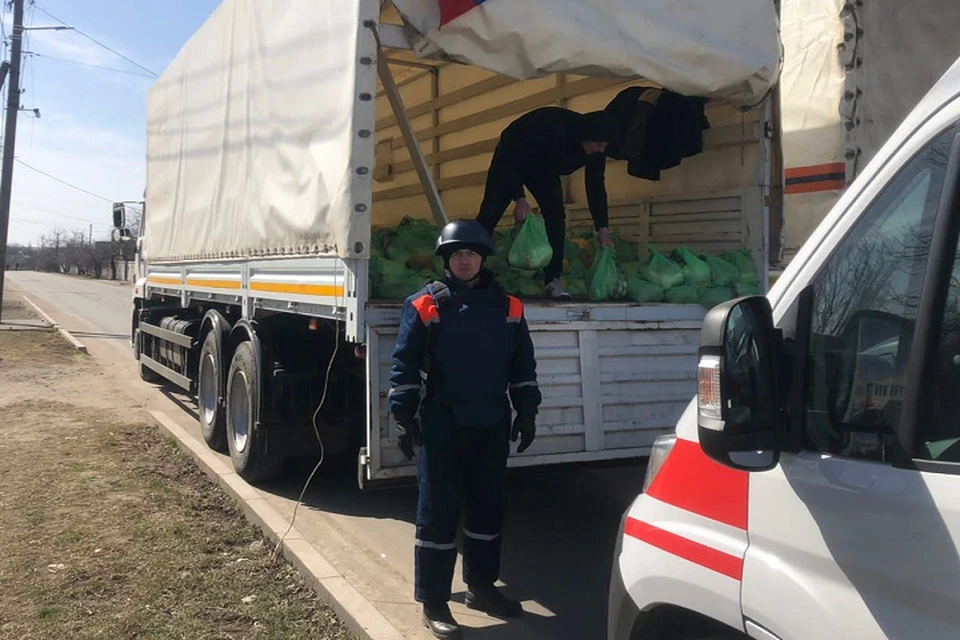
{"left": 198, "top": 331, "right": 227, "bottom": 452}
{"left": 226, "top": 340, "right": 283, "bottom": 482}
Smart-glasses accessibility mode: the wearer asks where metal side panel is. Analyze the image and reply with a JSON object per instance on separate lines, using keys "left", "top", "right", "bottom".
{"left": 144, "top": 266, "right": 187, "bottom": 306}
{"left": 145, "top": 257, "right": 363, "bottom": 338}
{"left": 363, "top": 304, "right": 706, "bottom": 481}
{"left": 248, "top": 257, "right": 350, "bottom": 319}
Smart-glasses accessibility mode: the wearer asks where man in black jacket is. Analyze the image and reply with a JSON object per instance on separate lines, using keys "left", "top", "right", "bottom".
{"left": 475, "top": 107, "right": 620, "bottom": 299}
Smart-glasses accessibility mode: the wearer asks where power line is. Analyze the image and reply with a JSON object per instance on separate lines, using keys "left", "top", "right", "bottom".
{"left": 25, "top": 51, "right": 156, "bottom": 78}
{"left": 13, "top": 190, "right": 111, "bottom": 208}
{"left": 30, "top": 3, "right": 158, "bottom": 78}
{"left": 14, "top": 158, "right": 113, "bottom": 202}
{"left": 13, "top": 200, "right": 109, "bottom": 225}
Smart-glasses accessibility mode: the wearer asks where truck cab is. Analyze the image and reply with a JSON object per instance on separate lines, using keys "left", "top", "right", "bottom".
{"left": 610, "top": 55, "right": 960, "bottom": 639}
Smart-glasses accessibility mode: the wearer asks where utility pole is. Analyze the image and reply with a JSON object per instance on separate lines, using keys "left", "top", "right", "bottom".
{"left": 0, "top": 0, "right": 24, "bottom": 320}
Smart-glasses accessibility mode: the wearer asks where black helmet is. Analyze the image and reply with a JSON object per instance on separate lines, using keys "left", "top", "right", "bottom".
{"left": 435, "top": 220, "right": 494, "bottom": 257}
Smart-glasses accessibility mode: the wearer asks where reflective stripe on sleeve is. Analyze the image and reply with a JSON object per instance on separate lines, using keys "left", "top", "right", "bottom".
{"left": 389, "top": 384, "right": 420, "bottom": 396}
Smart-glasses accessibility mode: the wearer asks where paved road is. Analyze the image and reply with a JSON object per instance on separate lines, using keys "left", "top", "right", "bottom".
{"left": 7, "top": 270, "right": 649, "bottom": 640}
{"left": 7, "top": 271, "right": 132, "bottom": 346}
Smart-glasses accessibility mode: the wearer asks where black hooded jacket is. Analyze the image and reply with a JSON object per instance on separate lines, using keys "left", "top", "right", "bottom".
{"left": 492, "top": 107, "right": 619, "bottom": 228}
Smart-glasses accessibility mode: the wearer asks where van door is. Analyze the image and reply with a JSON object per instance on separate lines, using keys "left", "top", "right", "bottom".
{"left": 740, "top": 107, "right": 960, "bottom": 639}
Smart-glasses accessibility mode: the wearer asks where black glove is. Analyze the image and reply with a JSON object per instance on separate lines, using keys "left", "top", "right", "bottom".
{"left": 396, "top": 419, "right": 421, "bottom": 460}
{"left": 511, "top": 413, "right": 536, "bottom": 454}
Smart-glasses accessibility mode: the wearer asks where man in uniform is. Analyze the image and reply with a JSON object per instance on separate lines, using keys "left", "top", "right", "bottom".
{"left": 475, "top": 107, "right": 621, "bottom": 299}
{"left": 389, "top": 220, "right": 542, "bottom": 639}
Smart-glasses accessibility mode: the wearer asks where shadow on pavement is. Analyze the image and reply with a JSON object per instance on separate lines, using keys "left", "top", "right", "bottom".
{"left": 147, "top": 374, "right": 648, "bottom": 639}
{"left": 263, "top": 454, "right": 647, "bottom": 640}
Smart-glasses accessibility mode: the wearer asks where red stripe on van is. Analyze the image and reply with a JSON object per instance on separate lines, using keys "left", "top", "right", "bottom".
{"left": 624, "top": 518, "right": 744, "bottom": 581}
{"left": 644, "top": 438, "right": 749, "bottom": 530}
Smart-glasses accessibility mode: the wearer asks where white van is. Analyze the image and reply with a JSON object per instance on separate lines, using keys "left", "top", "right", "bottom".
{"left": 609, "top": 55, "right": 960, "bottom": 640}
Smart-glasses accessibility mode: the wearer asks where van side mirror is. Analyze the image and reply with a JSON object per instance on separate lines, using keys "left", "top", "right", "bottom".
{"left": 698, "top": 296, "right": 782, "bottom": 472}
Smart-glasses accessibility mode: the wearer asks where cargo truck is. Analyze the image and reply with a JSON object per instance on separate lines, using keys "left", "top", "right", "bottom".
{"left": 778, "top": 0, "right": 960, "bottom": 263}
{"left": 125, "top": 0, "right": 783, "bottom": 486}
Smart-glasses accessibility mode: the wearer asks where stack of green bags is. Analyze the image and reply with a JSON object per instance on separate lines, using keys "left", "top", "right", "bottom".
{"left": 369, "top": 217, "right": 444, "bottom": 300}
{"left": 616, "top": 245, "right": 761, "bottom": 307}
{"left": 368, "top": 216, "right": 762, "bottom": 308}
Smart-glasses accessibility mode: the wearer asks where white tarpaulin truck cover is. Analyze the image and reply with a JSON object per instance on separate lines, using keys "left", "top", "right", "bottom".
{"left": 393, "top": 0, "right": 782, "bottom": 106}
{"left": 145, "top": 0, "right": 781, "bottom": 262}
{"left": 145, "top": 0, "right": 376, "bottom": 263}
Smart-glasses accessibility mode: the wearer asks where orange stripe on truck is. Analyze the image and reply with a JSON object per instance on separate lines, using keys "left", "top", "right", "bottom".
{"left": 185, "top": 279, "right": 241, "bottom": 290}
{"left": 249, "top": 282, "right": 344, "bottom": 297}
{"left": 785, "top": 162, "right": 847, "bottom": 195}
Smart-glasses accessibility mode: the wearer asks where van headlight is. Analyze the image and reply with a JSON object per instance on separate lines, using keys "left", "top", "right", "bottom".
{"left": 643, "top": 434, "right": 677, "bottom": 492}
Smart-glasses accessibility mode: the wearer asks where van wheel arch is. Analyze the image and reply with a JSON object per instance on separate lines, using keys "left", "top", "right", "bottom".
{"left": 631, "top": 604, "right": 748, "bottom": 640}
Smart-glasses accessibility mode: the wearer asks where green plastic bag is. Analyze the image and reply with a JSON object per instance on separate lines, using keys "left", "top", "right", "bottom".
{"left": 627, "top": 276, "right": 664, "bottom": 303}
{"left": 566, "top": 279, "right": 588, "bottom": 298}
{"left": 611, "top": 230, "right": 639, "bottom": 262}
{"left": 664, "top": 285, "right": 699, "bottom": 304}
{"left": 640, "top": 246, "right": 685, "bottom": 290}
{"left": 698, "top": 286, "right": 734, "bottom": 309}
{"left": 567, "top": 259, "right": 587, "bottom": 279}
{"left": 735, "top": 282, "right": 760, "bottom": 297}
{"left": 379, "top": 259, "right": 409, "bottom": 279}
{"left": 672, "top": 247, "right": 711, "bottom": 288}
{"left": 721, "top": 249, "right": 761, "bottom": 286}
{"left": 379, "top": 274, "right": 423, "bottom": 300}
{"left": 620, "top": 261, "right": 642, "bottom": 278}
{"left": 518, "top": 280, "right": 543, "bottom": 297}
{"left": 588, "top": 247, "right": 627, "bottom": 301}
{"left": 509, "top": 215, "right": 554, "bottom": 270}
{"left": 701, "top": 254, "right": 740, "bottom": 286}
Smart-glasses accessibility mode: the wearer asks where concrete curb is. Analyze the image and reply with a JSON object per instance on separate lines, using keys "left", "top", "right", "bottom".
{"left": 20, "top": 295, "right": 88, "bottom": 354}
{"left": 149, "top": 410, "right": 405, "bottom": 640}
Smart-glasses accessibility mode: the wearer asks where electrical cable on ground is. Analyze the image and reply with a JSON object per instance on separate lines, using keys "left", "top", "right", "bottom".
{"left": 271, "top": 308, "right": 342, "bottom": 563}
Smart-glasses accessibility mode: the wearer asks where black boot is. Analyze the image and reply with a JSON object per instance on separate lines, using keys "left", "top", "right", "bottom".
{"left": 465, "top": 583, "right": 523, "bottom": 618}
{"left": 422, "top": 602, "right": 462, "bottom": 639}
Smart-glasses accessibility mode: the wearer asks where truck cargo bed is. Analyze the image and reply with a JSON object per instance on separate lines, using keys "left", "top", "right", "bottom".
{"left": 363, "top": 301, "right": 706, "bottom": 480}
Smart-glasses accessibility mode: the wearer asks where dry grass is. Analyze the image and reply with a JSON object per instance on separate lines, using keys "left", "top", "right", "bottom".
{"left": 0, "top": 312, "right": 355, "bottom": 640}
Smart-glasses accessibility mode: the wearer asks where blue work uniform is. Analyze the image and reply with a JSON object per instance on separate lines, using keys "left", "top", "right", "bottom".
{"left": 389, "top": 269, "right": 541, "bottom": 604}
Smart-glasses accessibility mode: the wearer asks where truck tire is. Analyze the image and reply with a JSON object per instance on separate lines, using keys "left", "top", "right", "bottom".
{"left": 198, "top": 331, "right": 227, "bottom": 452}
{"left": 226, "top": 340, "right": 283, "bottom": 482}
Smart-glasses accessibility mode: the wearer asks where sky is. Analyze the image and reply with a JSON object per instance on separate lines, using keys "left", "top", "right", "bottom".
{"left": 4, "top": 0, "right": 220, "bottom": 246}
